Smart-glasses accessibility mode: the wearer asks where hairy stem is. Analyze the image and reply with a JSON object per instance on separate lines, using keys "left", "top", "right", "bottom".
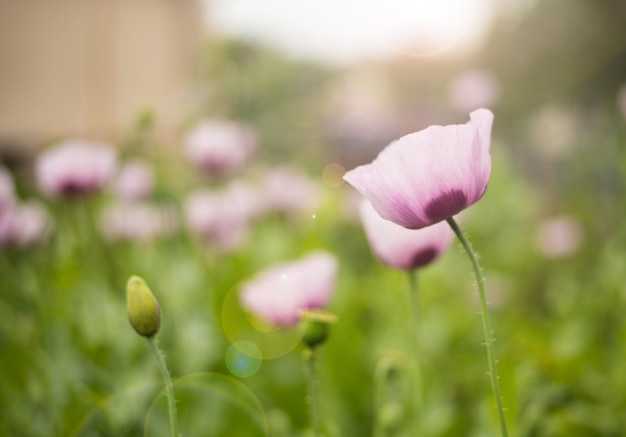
{"left": 446, "top": 216, "right": 508, "bottom": 437}
{"left": 147, "top": 336, "right": 179, "bottom": 437}
{"left": 304, "top": 347, "right": 320, "bottom": 436}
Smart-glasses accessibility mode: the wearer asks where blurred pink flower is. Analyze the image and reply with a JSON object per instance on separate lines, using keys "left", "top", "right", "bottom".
{"left": 360, "top": 199, "right": 453, "bottom": 270}
{"left": 184, "top": 189, "right": 250, "bottom": 251}
{"left": 184, "top": 120, "right": 256, "bottom": 174}
{"left": 329, "top": 92, "right": 397, "bottom": 149}
{"left": 535, "top": 216, "right": 583, "bottom": 259}
{"left": 35, "top": 139, "right": 117, "bottom": 197}
{"left": 344, "top": 109, "right": 493, "bottom": 229}
{"left": 0, "top": 201, "right": 50, "bottom": 247}
{"left": 100, "top": 202, "right": 177, "bottom": 242}
{"left": 0, "top": 166, "right": 16, "bottom": 213}
{"left": 240, "top": 251, "right": 337, "bottom": 326}
{"left": 449, "top": 70, "right": 499, "bottom": 113}
{"left": 114, "top": 159, "right": 154, "bottom": 201}
{"left": 226, "top": 181, "right": 266, "bottom": 222}
{"left": 263, "top": 167, "right": 319, "bottom": 216}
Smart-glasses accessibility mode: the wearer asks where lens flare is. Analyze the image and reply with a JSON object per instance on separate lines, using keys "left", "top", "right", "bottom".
{"left": 221, "top": 278, "right": 304, "bottom": 360}
{"left": 225, "top": 341, "right": 263, "bottom": 378}
{"left": 322, "top": 162, "right": 346, "bottom": 188}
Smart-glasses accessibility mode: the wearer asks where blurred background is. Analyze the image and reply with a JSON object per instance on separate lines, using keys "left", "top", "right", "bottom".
{"left": 1, "top": 0, "right": 626, "bottom": 435}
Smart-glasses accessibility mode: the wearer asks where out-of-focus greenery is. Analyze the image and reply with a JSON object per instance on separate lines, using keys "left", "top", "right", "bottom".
{"left": 2, "top": 1, "right": 626, "bottom": 435}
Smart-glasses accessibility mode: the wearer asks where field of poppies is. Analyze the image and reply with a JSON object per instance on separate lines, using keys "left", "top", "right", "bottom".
{"left": 2, "top": 4, "right": 626, "bottom": 435}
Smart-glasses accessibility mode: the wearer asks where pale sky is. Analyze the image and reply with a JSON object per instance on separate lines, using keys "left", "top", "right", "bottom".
{"left": 203, "top": 0, "right": 495, "bottom": 64}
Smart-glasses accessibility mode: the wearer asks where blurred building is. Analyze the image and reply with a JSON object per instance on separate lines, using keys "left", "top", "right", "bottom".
{"left": 0, "top": 0, "right": 203, "bottom": 154}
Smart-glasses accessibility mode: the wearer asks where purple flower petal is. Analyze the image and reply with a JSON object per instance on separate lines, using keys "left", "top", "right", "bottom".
{"left": 360, "top": 199, "right": 453, "bottom": 270}
{"left": 344, "top": 109, "right": 493, "bottom": 229}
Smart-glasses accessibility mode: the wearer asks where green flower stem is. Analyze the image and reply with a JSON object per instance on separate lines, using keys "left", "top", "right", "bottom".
{"left": 446, "top": 216, "right": 508, "bottom": 437}
{"left": 407, "top": 269, "right": 423, "bottom": 436}
{"left": 147, "top": 336, "right": 179, "bottom": 437}
{"left": 304, "top": 347, "right": 320, "bottom": 437}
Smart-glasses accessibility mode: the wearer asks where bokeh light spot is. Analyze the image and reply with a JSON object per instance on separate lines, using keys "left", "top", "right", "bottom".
{"left": 248, "top": 313, "right": 277, "bottom": 333}
{"left": 322, "top": 162, "right": 346, "bottom": 188}
{"left": 221, "top": 279, "right": 304, "bottom": 359}
{"left": 225, "top": 341, "right": 263, "bottom": 378}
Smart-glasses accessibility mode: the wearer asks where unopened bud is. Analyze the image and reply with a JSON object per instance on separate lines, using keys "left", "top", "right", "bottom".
{"left": 126, "top": 275, "right": 161, "bottom": 337}
{"left": 299, "top": 309, "right": 337, "bottom": 349}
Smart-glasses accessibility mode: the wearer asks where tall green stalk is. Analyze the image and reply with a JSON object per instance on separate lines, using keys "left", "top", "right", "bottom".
{"left": 147, "top": 336, "right": 179, "bottom": 437}
{"left": 446, "top": 216, "right": 509, "bottom": 437}
{"left": 407, "top": 269, "right": 423, "bottom": 436}
{"left": 304, "top": 347, "right": 320, "bottom": 437}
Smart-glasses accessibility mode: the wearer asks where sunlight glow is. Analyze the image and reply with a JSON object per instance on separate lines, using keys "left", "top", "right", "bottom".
{"left": 204, "top": 0, "right": 494, "bottom": 64}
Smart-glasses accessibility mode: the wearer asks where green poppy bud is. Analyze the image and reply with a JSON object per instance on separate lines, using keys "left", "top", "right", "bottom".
{"left": 126, "top": 275, "right": 161, "bottom": 337}
{"left": 299, "top": 309, "right": 337, "bottom": 349}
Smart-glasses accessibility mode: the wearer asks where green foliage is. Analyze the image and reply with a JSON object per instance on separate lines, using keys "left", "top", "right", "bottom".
{"left": 2, "top": 5, "right": 626, "bottom": 434}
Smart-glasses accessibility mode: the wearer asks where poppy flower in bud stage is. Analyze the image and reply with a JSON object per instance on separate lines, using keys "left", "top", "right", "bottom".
{"left": 343, "top": 109, "right": 493, "bottom": 230}
{"left": 126, "top": 275, "right": 161, "bottom": 337}
{"left": 359, "top": 199, "right": 453, "bottom": 270}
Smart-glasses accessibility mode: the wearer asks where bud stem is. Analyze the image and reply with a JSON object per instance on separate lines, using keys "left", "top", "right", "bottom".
{"left": 446, "top": 216, "right": 508, "bottom": 437}
{"left": 304, "top": 347, "right": 320, "bottom": 436}
{"left": 147, "top": 336, "right": 179, "bottom": 437}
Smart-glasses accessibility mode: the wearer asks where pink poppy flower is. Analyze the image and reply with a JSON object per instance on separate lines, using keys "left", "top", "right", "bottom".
{"left": 360, "top": 199, "right": 453, "bottom": 270}
{"left": 184, "top": 120, "right": 256, "bottom": 174}
{"left": 226, "top": 181, "right": 266, "bottom": 222}
{"left": 35, "top": 139, "right": 117, "bottom": 197}
{"left": 114, "top": 159, "right": 154, "bottom": 201}
{"left": 240, "top": 251, "right": 337, "bottom": 326}
{"left": 262, "top": 167, "right": 319, "bottom": 216}
{"left": 184, "top": 189, "right": 250, "bottom": 251}
{"left": 343, "top": 109, "right": 493, "bottom": 229}
{"left": 0, "top": 201, "right": 50, "bottom": 247}
{"left": 535, "top": 216, "right": 583, "bottom": 259}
